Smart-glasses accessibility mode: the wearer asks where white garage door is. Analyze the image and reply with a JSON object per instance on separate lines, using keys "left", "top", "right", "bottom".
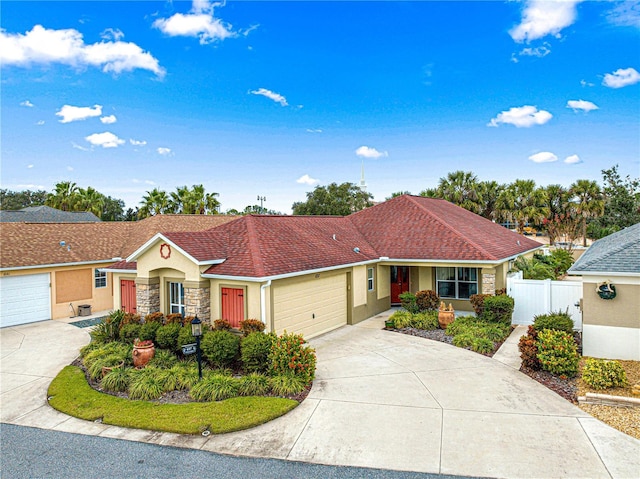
{"left": 0, "top": 274, "right": 51, "bottom": 328}
{"left": 273, "top": 273, "right": 347, "bottom": 339}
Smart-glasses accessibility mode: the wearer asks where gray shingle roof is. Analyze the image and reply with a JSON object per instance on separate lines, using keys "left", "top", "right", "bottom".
{"left": 0, "top": 206, "right": 101, "bottom": 223}
{"left": 568, "top": 223, "right": 640, "bottom": 274}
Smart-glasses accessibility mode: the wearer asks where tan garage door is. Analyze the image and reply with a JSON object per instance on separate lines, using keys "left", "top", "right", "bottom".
{"left": 273, "top": 273, "right": 347, "bottom": 339}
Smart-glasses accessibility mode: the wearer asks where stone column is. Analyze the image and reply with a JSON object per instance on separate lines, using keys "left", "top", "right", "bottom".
{"left": 184, "top": 280, "right": 211, "bottom": 323}
{"left": 481, "top": 269, "right": 496, "bottom": 296}
{"left": 135, "top": 277, "right": 160, "bottom": 318}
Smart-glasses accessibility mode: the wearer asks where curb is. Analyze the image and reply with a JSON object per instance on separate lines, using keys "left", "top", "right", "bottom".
{"left": 578, "top": 392, "right": 640, "bottom": 408}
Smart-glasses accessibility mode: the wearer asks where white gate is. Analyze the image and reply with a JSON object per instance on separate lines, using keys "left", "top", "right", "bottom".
{"left": 507, "top": 273, "right": 583, "bottom": 330}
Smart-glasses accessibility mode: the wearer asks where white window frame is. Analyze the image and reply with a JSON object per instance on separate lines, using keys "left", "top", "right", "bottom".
{"left": 169, "top": 282, "right": 185, "bottom": 316}
{"left": 94, "top": 269, "right": 107, "bottom": 289}
{"left": 367, "top": 267, "right": 375, "bottom": 291}
{"left": 436, "top": 267, "right": 478, "bottom": 300}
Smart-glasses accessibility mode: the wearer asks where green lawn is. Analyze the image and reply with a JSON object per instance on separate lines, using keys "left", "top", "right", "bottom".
{"left": 48, "top": 366, "right": 299, "bottom": 435}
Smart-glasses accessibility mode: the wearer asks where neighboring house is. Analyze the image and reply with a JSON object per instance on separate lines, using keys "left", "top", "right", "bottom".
{"left": 0, "top": 205, "right": 101, "bottom": 223}
{"left": 106, "top": 195, "right": 542, "bottom": 339}
{"left": 0, "top": 215, "right": 234, "bottom": 328}
{"left": 568, "top": 223, "right": 640, "bottom": 361}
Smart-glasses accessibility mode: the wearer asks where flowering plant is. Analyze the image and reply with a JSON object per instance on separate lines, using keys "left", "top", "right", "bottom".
{"left": 133, "top": 338, "right": 154, "bottom": 348}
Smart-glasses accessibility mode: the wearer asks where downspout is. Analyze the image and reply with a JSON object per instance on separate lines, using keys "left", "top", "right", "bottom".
{"left": 260, "top": 279, "right": 272, "bottom": 329}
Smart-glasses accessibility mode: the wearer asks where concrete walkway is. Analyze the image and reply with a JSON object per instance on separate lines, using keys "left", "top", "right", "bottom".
{"left": 1, "top": 317, "right": 639, "bottom": 478}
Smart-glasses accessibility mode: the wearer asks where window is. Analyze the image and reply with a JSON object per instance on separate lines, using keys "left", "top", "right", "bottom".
{"left": 367, "top": 267, "right": 375, "bottom": 291}
{"left": 436, "top": 267, "right": 478, "bottom": 299}
{"left": 94, "top": 269, "right": 107, "bottom": 288}
{"left": 169, "top": 282, "right": 185, "bottom": 316}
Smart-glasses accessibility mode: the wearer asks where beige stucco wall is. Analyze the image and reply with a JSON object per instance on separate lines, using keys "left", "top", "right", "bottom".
{"left": 377, "top": 264, "right": 390, "bottom": 300}
{"left": 209, "top": 278, "right": 262, "bottom": 322}
{"left": 1, "top": 263, "right": 114, "bottom": 319}
{"left": 136, "top": 240, "right": 201, "bottom": 282}
{"left": 352, "top": 265, "right": 367, "bottom": 307}
{"left": 582, "top": 276, "right": 640, "bottom": 329}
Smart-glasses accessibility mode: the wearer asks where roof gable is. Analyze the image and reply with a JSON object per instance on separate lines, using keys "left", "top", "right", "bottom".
{"left": 0, "top": 205, "right": 101, "bottom": 223}
{"left": 569, "top": 223, "right": 640, "bottom": 274}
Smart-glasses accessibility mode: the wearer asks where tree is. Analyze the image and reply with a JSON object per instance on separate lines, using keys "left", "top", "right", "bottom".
{"left": 541, "top": 185, "right": 572, "bottom": 245}
{"left": 101, "top": 196, "right": 126, "bottom": 221}
{"left": 434, "top": 170, "right": 482, "bottom": 214}
{"left": 139, "top": 188, "right": 170, "bottom": 218}
{"left": 46, "top": 181, "right": 79, "bottom": 211}
{"left": 292, "top": 182, "right": 373, "bottom": 215}
{"left": 477, "top": 180, "right": 504, "bottom": 222}
{"left": 386, "top": 191, "right": 412, "bottom": 200}
{"left": 570, "top": 179, "right": 604, "bottom": 247}
{"left": 0, "top": 189, "right": 48, "bottom": 210}
{"left": 76, "top": 187, "right": 105, "bottom": 217}
{"left": 496, "top": 179, "right": 548, "bottom": 234}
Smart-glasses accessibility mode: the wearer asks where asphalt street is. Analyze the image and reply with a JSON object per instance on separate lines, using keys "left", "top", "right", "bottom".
{"left": 1, "top": 424, "right": 480, "bottom": 479}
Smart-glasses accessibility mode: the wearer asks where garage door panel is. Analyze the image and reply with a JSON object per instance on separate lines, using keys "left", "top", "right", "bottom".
{"left": 274, "top": 274, "right": 347, "bottom": 339}
{"left": 1, "top": 274, "right": 51, "bottom": 327}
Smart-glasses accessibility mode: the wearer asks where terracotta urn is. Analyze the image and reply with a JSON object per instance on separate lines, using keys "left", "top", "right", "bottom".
{"left": 132, "top": 340, "right": 155, "bottom": 368}
{"left": 438, "top": 302, "right": 455, "bottom": 329}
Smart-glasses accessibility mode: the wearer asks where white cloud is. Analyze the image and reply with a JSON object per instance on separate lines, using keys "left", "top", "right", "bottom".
{"left": 296, "top": 174, "right": 319, "bottom": 185}
{"left": 101, "top": 28, "right": 124, "bottom": 42}
{"left": 36, "top": 120, "right": 45, "bottom": 125}
{"left": 85, "top": 131, "right": 125, "bottom": 148}
{"left": 602, "top": 67, "right": 640, "bottom": 88}
{"left": 157, "top": 147, "right": 172, "bottom": 155}
{"left": 606, "top": 0, "right": 640, "bottom": 28}
{"left": 488, "top": 105, "right": 552, "bottom": 128}
{"left": 144, "top": 180, "right": 156, "bottom": 185}
{"left": 306, "top": 128, "right": 322, "bottom": 133}
{"left": 564, "top": 154, "right": 582, "bottom": 164}
{"left": 250, "top": 88, "right": 288, "bottom": 106}
{"left": 56, "top": 104, "right": 102, "bottom": 123}
{"left": 130, "top": 138, "right": 147, "bottom": 146}
{"left": 566, "top": 100, "right": 599, "bottom": 112}
{"left": 20, "top": 100, "right": 34, "bottom": 107}
{"left": 27, "top": 164, "right": 34, "bottom": 169}
{"left": 529, "top": 151, "right": 558, "bottom": 163}
{"left": 66, "top": 166, "right": 74, "bottom": 171}
{"left": 72, "top": 142, "right": 90, "bottom": 151}
{"left": 580, "top": 79, "right": 594, "bottom": 87}
{"left": 510, "top": 0, "right": 582, "bottom": 43}
{"left": 518, "top": 44, "right": 551, "bottom": 58}
{"left": 100, "top": 114, "right": 117, "bottom": 124}
{"left": 0, "top": 25, "right": 165, "bottom": 77}
{"left": 355, "top": 146, "right": 388, "bottom": 158}
{"left": 153, "top": 0, "right": 234, "bottom": 45}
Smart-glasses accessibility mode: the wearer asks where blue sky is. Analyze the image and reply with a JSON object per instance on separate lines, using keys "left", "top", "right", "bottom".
{"left": 2, "top": 0, "right": 639, "bottom": 214}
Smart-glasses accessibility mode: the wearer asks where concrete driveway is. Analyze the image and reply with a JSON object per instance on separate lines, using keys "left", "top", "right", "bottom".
{"left": 2, "top": 316, "right": 639, "bottom": 478}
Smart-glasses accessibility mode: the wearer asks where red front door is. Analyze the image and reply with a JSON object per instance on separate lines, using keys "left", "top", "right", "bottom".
{"left": 390, "top": 266, "right": 410, "bottom": 304}
{"left": 120, "top": 280, "right": 137, "bottom": 314}
{"left": 221, "top": 287, "right": 244, "bottom": 327}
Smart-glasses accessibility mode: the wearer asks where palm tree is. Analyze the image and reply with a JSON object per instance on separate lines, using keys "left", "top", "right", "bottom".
{"left": 477, "top": 180, "right": 504, "bottom": 221}
{"left": 139, "top": 188, "right": 170, "bottom": 218}
{"left": 570, "top": 179, "right": 605, "bottom": 247}
{"left": 46, "top": 181, "right": 79, "bottom": 211}
{"left": 436, "top": 170, "right": 482, "bottom": 214}
{"left": 496, "top": 179, "right": 548, "bottom": 234}
{"left": 76, "top": 187, "right": 105, "bottom": 217}
{"left": 204, "top": 191, "right": 220, "bottom": 214}
{"left": 170, "top": 185, "right": 195, "bottom": 214}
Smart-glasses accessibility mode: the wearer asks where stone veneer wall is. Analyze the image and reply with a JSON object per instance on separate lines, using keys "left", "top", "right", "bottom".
{"left": 185, "top": 286, "right": 211, "bottom": 323}
{"left": 136, "top": 281, "right": 160, "bottom": 318}
{"left": 482, "top": 273, "right": 496, "bottom": 295}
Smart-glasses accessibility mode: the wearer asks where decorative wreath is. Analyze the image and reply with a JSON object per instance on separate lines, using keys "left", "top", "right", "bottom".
{"left": 596, "top": 280, "right": 616, "bottom": 300}
{"left": 160, "top": 243, "right": 171, "bottom": 260}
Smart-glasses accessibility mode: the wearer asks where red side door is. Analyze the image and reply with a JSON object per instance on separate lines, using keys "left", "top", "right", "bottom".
{"left": 120, "top": 280, "right": 137, "bottom": 314}
{"left": 390, "top": 266, "right": 410, "bottom": 304}
{"left": 221, "top": 287, "right": 244, "bottom": 327}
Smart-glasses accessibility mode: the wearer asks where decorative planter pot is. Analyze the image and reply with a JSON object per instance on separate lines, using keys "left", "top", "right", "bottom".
{"left": 385, "top": 320, "right": 395, "bottom": 329}
{"left": 132, "top": 343, "right": 155, "bottom": 368}
{"left": 102, "top": 361, "right": 125, "bottom": 378}
{"left": 438, "top": 311, "right": 455, "bottom": 330}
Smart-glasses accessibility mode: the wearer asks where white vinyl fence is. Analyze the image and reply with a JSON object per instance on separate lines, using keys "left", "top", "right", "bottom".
{"left": 506, "top": 272, "right": 583, "bottom": 330}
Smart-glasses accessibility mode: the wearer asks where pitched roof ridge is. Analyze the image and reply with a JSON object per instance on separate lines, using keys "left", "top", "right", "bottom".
{"left": 244, "top": 216, "right": 266, "bottom": 276}
{"left": 573, "top": 223, "right": 640, "bottom": 270}
{"left": 407, "top": 195, "right": 499, "bottom": 261}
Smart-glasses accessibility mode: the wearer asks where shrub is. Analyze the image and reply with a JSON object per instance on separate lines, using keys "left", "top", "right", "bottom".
{"left": 189, "top": 374, "right": 240, "bottom": 402}
{"left": 238, "top": 373, "right": 271, "bottom": 396}
{"left": 128, "top": 368, "right": 165, "bottom": 400}
{"left": 536, "top": 329, "right": 580, "bottom": 378}
{"left": 518, "top": 326, "right": 541, "bottom": 370}
{"left": 241, "top": 332, "right": 274, "bottom": 373}
{"left": 90, "top": 310, "right": 124, "bottom": 343}
{"left": 495, "top": 288, "right": 507, "bottom": 296}
{"left": 445, "top": 316, "right": 477, "bottom": 336}
{"left": 415, "top": 290, "right": 440, "bottom": 311}
{"left": 482, "top": 295, "right": 514, "bottom": 324}
{"left": 452, "top": 332, "right": 475, "bottom": 349}
{"left": 269, "top": 332, "right": 316, "bottom": 384}
{"left": 389, "top": 310, "right": 412, "bottom": 329}
{"left": 411, "top": 311, "right": 439, "bottom": 330}
{"left": 471, "top": 337, "right": 494, "bottom": 355}
{"left": 239, "top": 319, "right": 266, "bottom": 336}
{"left": 144, "top": 312, "right": 164, "bottom": 324}
{"left": 469, "top": 294, "right": 492, "bottom": 317}
{"left": 148, "top": 349, "right": 179, "bottom": 369}
{"left": 87, "top": 354, "right": 126, "bottom": 381}
{"left": 100, "top": 367, "right": 130, "bottom": 392}
{"left": 533, "top": 310, "right": 574, "bottom": 333}
{"left": 270, "top": 375, "right": 306, "bottom": 396}
{"left": 119, "top": 323, "right": 142, "bottom": 344}
{"left": 164, "top": 313, "right": 183, "bottom": 325}
{"left": 201, "top": 330, "right": 240, "bottom": 369}
{"left": 155, "top": 323, "right": 181, "bottom": 351}
{"left": 169, "top": 362, "right": 200, "bottom": 390}
{"left": 121, "top": 312, "right": 142, "bottom": 327}
{"left": 582, "top": 358, "right": 628, "bottom": 390}
{"left": 139, "top": 321, "right": 161, "bottom": 342}
{"left": 83, "top": 342, "right": 131, "bottom": 370}
{"left": 213, "top": 319, "right": 232, "bottom": 331}
{"left": 177, "top": 326, "right": 196, "bottom": 350}
{"left": 399, "top": 292, "right": 420, "bottom": 313}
